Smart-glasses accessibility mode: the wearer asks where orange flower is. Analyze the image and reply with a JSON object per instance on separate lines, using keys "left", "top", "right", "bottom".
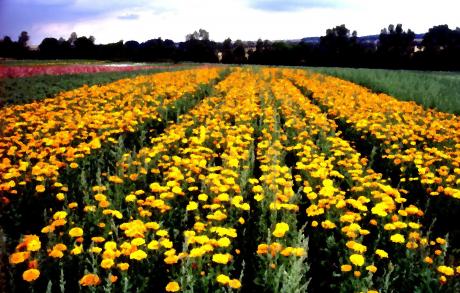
{"left": 35, "top": 185, "right": 45, "bottom": 193}
{"left": 109, "top": 274, "right": 118, "bottom": 283}
{"left": 9, "top": 252, "right": 29, "bottom": 264}
{"left": 79, "top": 274, "right": 101, "bottom": 286}
{"left": 22, "top": 269, "right": 40, "bottom": 282}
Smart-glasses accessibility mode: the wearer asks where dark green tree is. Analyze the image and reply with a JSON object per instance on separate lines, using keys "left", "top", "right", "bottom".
{"left": 378, "top": 24, "right": 415, "bottom": 67}
{"left": 221, "top": 38, "right": 234, "bottom": 63}
{"left": 39, "top": 38, "right": 60, "bottom": 58}
{"left": 18, "top": 31, "right": 29, "bottom": 48}
{"left": 233, "top": 40, "right": 246, "bottom": 64}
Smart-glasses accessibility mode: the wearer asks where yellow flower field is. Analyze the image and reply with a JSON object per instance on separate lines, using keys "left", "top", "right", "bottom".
{"left": 1, "top": 67, "right": 459, "bottom": 292}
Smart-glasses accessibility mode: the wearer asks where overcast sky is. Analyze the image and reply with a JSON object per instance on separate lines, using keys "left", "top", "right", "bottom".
{"left": 0, "top": 0, "right": 459, "bottom": 45}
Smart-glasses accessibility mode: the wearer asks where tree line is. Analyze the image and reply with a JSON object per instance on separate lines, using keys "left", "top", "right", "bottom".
{"left": 1, "top": 25, "right": 460, "bottom": 70}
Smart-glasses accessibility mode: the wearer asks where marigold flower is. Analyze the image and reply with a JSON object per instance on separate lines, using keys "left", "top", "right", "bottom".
{"left": 375, "top": 249, "right": 388, "bottom": 258}
{"left": 366, "top": 265, "right": 377, "bottom": 273}
{"left": 22, "top": 269, "right": 40, "bottom": 282}
{"left": 349, "top": 254, "right": 365, "bottom": 266}
{"left": 130, "top": 250, "right": 147, "bottom": 261}
{"left": 69, "top": 227, "right": 83, "bottom": 237}
{"left": 257, "top": 244, "right": 268, "bottom": 254}
{"left": 166, "top": 281, "right": 180, "bottom": 292}
{"left": 79, "top": 274, "right": 101, "bottom": 286}
{"left": 164, "top": 255, "right": 179, "bottom": 264}
{"left": 24, "top": 235, "right": 41, "bottom": 252}
{"left": 117, "top": 263, "right": 129, "bottom": 271}
{"left": 438, "top": 265, "right": 454, "bottom": 276}
{"left": 229, "top": 279, "right": 242, "bottom": 289}
{"left": 35, "top": 185, "right": 45, "bottom": 193}
{"left": 212, "top": 253, "right": 231, "bottom": 264}
{"left": 341, "top": 264, "right": 352, "bottom": 272}
{"left": 217, "top": 237, "right": 231, "bottom": 247}
{"left": 186, "top": 201, "right": 198, "bottom": 211}
{"left": 390, "top": 233, "right": 405, "bottom": 244}
{"left": 216, "top": 274, "right": 230, "bottom": 285}
{"left": 101, "top": 258, "right": 115, "bottom": 269}
{"left": 9, "top": 252, "right": 29, "bottom": 264}
{"left": 272, "top": 222, "right": 289, "bottom": 238}
{"left": 109, "top": 274, "right": 118, "bottom": 283}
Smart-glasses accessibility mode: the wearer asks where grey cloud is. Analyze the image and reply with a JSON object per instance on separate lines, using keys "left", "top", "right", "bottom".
{"left": 249, "top": 0, "right": 339, "bottom": 12}
{"left": 118, "top": 14, "right": 140, "bottom": 20}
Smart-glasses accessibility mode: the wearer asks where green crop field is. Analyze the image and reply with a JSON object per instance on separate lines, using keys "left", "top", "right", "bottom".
{"left": 309, "top": 67, "right": 460, "bottom": 114}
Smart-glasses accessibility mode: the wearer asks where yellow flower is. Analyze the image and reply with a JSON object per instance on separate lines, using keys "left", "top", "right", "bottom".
{"left": 69, "top": 227, "right": 83, "bottom": 237}
{"left": 131, "top": 237, "right": 146, "bottom": 246}
{"left": 252, "top": 185, "right": 263, "bottom": 193}
{"left": 228, "top": 158, "right": 239, "bottom": 168}
{"left": 26, "top": 236, "right": 41, "bottom": 252}
{"left": 229, "top": 279, "right": 242, "bottom": 289}
{"left": 166, "top": 281, "right": 180, "bottom": 292}
{"left": 161, "top": 239, "right": 173, "bottom": 249}
{"left": 172, "top": 186, "right": 184, "bottom": 195}
{"left": 375, "top": 249, "right": 388, "bottom": 258}
{"left": 104, "top": 241, "right": 117, "bottom": 251}
{"left": 130, "top": 250, "right": 147, "bottom": 261}
{"left": 117, "top": 263, "right": 129, "bottom": 271}
{"left": 346, "top": 241, "right": 367, "bottom": 253}
{"left": 71, "top": 245, "right": 83, "bottom": 255}
{"left": 198, "top": 193, "right": 208, "bottom": 201}
{"left": 22, "top": 269, "right": 40, "bottom": 282}
{"left": 186, "top": 201, "right": 198, "bottom": 211}
{"left": 390, "top": 233, "right": 405, "bottom": 244}
{"left": 321, "top": 220, "right": 336, "bottom": 229}
{"left": 212, "top": 253, "right": 231, "bottom": 264}
{"left": 272, "top": 222, "right": 289, "bottom": 238}
{"left": 216, "top": 274, "right": 230, "bottom": 285}
{"left": 436, "top": 237, "right": 446, "bottom": 245}
{"left": 70, "top": 162, "right": 79, "bottom": 169}
{"left": 164, "top": 255, "right": 179, "bottom": 264}
{"left": 349, "top": 254, "right": 365, "bottom": 266}
{"left": 91, "top": 247, "right": 102, "bottom": 254}
{"left": 217, "top": 237, "right": 231, "bottom": 247}
{"left": 254, "top": 194, "right": 265, "bottom": 201}
{"left": 101, "top": 259, "right": 115, "bottom": 269}
{"left": 437, "top": 265, "right": 454, "bottom": 276}
{"left": 366, "top": 265, "right": 377, "bottom": 273}
{"left": 147, "top": 240, "right": 160, "bottom": 250}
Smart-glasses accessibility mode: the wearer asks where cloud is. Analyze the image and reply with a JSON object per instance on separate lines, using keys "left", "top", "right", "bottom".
{"left": 117, "top": 14, "right": 140, "bottom": 20}
{"left": 2, "top": 0, "right": 460, "bottom": 45}
{"left": 248, "top": 0, "right": 338, "bottom": 11}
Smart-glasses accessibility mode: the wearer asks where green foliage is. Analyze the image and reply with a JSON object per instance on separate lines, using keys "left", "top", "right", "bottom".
{"left": 308, "top": 67, "right": 460, "bottom": 114}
